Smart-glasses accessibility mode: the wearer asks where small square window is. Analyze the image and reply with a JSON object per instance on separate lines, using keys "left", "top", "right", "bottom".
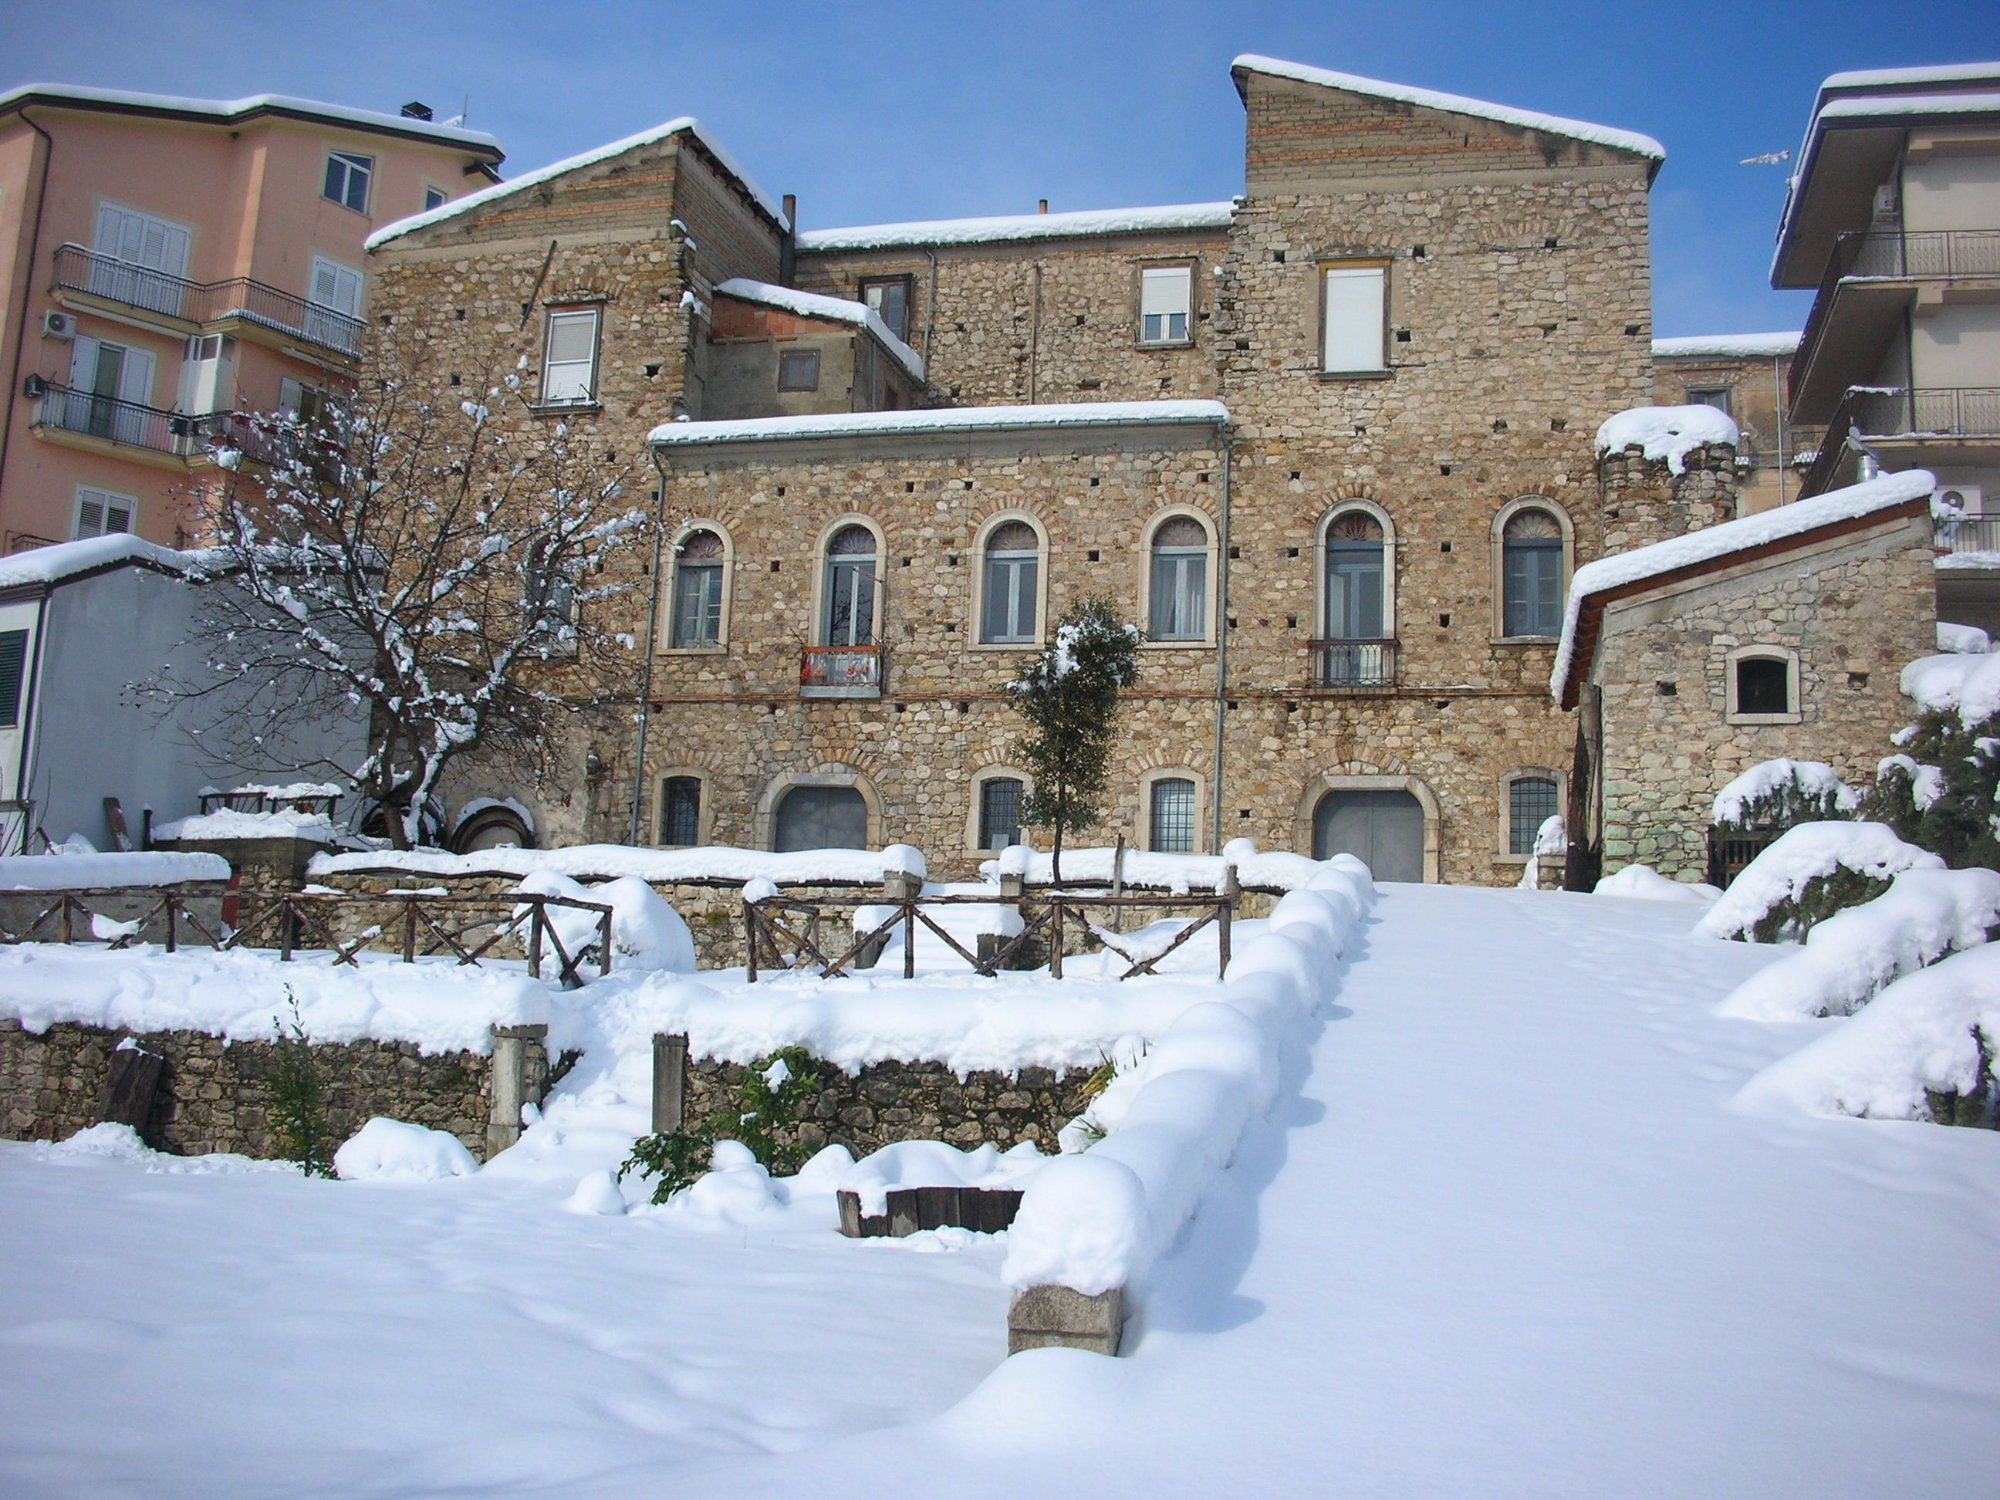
{"left": 1321, "top": 262, "right": 1387, "bottom": 374}
{"left": 423, "top": 186, "right": 448, "bottom": 213}
{"left": 1735, "top": 657, "right": 1790, "bottom": 716}
{"left": 1139, "top": 265, "right": 1192, "bottom": 345}
{"left": 1687, "top": 386, "right": 1732, "bottom": 417}
{"left": 1508, "top": 777, "right": 1560, "bottom": 856}
{"left": 73, "top": 485, "right": 134, "bottom": 540}
{"left": 778, "top": 348, "right": 820, "bottom": 391}
{"left": 323, "top": 151, "right": 373, "bottom": 214}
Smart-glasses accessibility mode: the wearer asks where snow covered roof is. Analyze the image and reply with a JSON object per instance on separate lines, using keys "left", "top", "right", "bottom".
{"left": 1552, "top": 469, "right": 1938, "bottom": 708}
{"left": 1820, "top": 62, "right": 2000, "bottom": 93}
{"left": 650, "top": 399, "right": 1228, "bottom": 450}
{"left": 0, "top": 534, "right": 189, "bottom": 593}
{"left": 713, "top": 278, "right": 924, "bottom": 380}
{"left": 368, "top": 117, "right": 784, "bottom": 251}
{"left": 1651, "top": 333, "right": 1800, "bottom": 360}
{"left": 1230, "top": 54, "right": 1665, "bottom": 162}
{"left": 1594, "top": 404, "right": 1741, "bottom": 475}
{"left": 0, "top": 83, "right": 502, "bottom": 157}
{"left": 796, "top": 202, "right": 1236, "bottom": 253}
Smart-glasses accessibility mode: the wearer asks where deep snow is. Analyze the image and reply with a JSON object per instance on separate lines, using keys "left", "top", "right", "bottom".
{"left": 3, "top": 884, "right": 1996, "bottom": 1498}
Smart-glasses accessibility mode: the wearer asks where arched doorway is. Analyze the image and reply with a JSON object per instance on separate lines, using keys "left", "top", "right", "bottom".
{"left": 772, "top": 784, "right": 869, "bottom": 852}
{"left": 1312, "top": 787, "right": 1425, "bottom": 883}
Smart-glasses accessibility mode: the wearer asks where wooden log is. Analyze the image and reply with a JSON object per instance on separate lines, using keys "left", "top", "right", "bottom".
{"left": 95, "top": 1043, "right": 164, "bottom": 1142}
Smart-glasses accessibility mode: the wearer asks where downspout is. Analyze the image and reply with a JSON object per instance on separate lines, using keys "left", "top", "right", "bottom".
{"left": 1208, "top": 421, "right": 1232, "bottom": 855}
{"left": 922, "top": 248, "right": 939, "bottom": 368}
{"left": 1771, "top": 353, "right": 1787, "bottom": 507}
{"left": 0, "top": 110, "right": 55, "bottom": 512}
{"left": 627, "top": 465, "right": 671, "bottom": 845}
{"left": 1028, "top": 262, "right": 1042, "bottom": 403}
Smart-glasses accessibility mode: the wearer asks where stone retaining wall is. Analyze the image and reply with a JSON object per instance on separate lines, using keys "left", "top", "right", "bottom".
{"left": 0, "top": 1019, "right": 539, "bottom": 1162}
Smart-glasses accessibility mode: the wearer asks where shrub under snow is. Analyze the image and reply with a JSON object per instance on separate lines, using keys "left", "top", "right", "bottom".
{"left": 1711, "top": 760, "right": 1857, "bottom": 830}
{"left": 1692, "top": 822, "right": 1944, "bottom": 943}
{"left": 1592, "top": 864, "right": 1720, "bottom": 903}
{"left": 513, "top": 871, "right": 695, "bottom": 976}
{"left": 332, "top": 1118, "right": 479, "bottom": 1181}
{"left": 1716, "top": 866, "right": 2000, "bottom": 1021}
{"left": 1736, "top": 945, "right": 2000, "bottom": 1123}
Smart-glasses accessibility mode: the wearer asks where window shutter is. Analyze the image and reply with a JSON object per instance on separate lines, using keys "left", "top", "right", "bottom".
{"left": 117, "top": 346, "right": 154, "bottom": 407}
{"left": 77, "top": 496, "right": 104, "bottom": 537}
{"left": 1322, "top": 266, "right": 1386, "bottom": 372}
{"left": 1141, "top": 266, "right": 1191, "bottom": 341}
{"left": 0, "top": 630, "right": 28, "bottom": 729}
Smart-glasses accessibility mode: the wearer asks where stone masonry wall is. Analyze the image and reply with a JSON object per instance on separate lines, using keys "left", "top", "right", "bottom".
{"left": 683, "top": 1055, "right": 1092, "bottom": 1159}
{"left": 0, "top": 1020, "right": 493, "bottom": 1159}
{"left": 1593, "top": 515, "right": 1938, "bottom": 878}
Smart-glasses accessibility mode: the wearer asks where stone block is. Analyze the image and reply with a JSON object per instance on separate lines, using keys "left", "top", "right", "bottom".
{"left": 1007, "top": 1284, "right": 1125, "bottom": 1357}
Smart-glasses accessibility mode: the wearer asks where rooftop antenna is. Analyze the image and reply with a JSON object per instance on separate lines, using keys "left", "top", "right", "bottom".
{"left": 440, "top": 94, "right": 469, "bottom": 129}
{"left": 1739, "top": 150, "right": 1790, "bottom": 166}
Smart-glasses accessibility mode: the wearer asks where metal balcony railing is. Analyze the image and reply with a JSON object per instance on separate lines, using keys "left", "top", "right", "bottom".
{"left": 1307, "top": 638, "right": 1398, "bottom": 689}
{"left": 52, "top": 244, "right": 366, "bottom": 359}
{"left": 1937, "top": 515, "right": 2000, "bottom": 556}
{"left": 800, "top": 644, "right": 883, "bottom": 695}
{"left": 31, "top": 382, "right": 184, "bottom": 455}
{"left": 1794, "top": 228, "right": 2000, "bottom": 404}
{"left": 1849, "top": 386, "right": 2000, "bottom": 441}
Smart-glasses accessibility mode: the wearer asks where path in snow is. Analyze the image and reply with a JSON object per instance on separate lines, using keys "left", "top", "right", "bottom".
{"left": 687, "top": 884, "right": 2000, "bottom": 1498}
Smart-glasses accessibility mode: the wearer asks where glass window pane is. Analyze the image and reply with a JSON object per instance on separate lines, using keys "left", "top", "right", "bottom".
{"left": 1149, "top": 778, "right": 1196, "bottom": 853}
{"left": 1510, "top": 777, "right": 1559, "bottom": 855}
{"left": 1736, "top": 658, "right": 1790, "bottom": 715}
{"left": 661, "top": 777, "right": 701, "bottom": 846}
{"left": 979, "top": 777, "right": 1023, "bottom": 849}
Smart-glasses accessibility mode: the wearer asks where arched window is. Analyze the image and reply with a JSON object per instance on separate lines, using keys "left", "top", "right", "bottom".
{"left": 670, "top": 528, "right": 725, "bottom": 648}
{"left": 1324, "top": 511, "right": 1385, "bottom": 641}
{"left": 1500, "top": 507, "right": 1564, "bottom": 638}
{"left": 979, "top": 776, "right": 1025, "bottom": 850}
{"left": 980, "top": 520, "right": 1040, "bottom": 644}
{"left": 1148, "top": 775, "right": 1197, "bottom": 853}
{"left": 821, "top": 524, "right": 878, "bottom": 647}
{"left": 1506, "top": 774, "right": 1561, "bottom": 857}
{"left": 1148, "top": 514, "right": 1210, "bottom": 642}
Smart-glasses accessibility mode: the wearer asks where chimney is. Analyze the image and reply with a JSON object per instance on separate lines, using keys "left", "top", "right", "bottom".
{"left": 1038, "top": 199, "right": 1049, "bottom": 215}
{"left": 401, "top": 101, "right": 433, "bottom": 121}
{"left": 779, "top": 193, "right": 797, "bottom": 286}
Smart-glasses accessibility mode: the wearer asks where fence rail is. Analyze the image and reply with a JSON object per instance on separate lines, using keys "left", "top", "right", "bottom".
{"left": 744, "top": 888, "right": 1234, "bottom": 983}
{"left": 31, "top": 382, "right": 184, "bottom": 456}
{"left": 0, "top": 888, "right": 612, "bottom": 989}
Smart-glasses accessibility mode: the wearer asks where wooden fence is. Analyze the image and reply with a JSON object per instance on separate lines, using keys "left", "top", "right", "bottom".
{"left": 0, "top": 888, "right": 613, "bottom": 989}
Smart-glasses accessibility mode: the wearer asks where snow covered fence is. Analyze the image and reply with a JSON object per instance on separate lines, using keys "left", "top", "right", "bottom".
{"left": 1001, "top": 857, "right": 1375, "bottom": 1353}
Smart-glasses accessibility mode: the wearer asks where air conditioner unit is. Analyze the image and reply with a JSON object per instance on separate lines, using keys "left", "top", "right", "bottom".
{"left": 1940, "top": 484, "right": 1985, "bottom": 517}
{"left": 39, "top": 310, "right": 74, "bottom": 339}
{"left": 1872, "top": 184, "right": 1901, "bottom": 221}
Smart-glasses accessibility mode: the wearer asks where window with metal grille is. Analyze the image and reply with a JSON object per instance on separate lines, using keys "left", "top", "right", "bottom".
{"left": 1509, "top": 776, "right": 1559, "bottom": 856}
{"left": 1502, "top": 509, "right": 1563, "bottom": 638}
{"left": 0, "top": 630, "right": 28, "bottom": 729}
{"left": 660, "top": 777, "right": 701, "bottom": 846}
{"left": 1735, "top": 656, "right": 1790, "bottom": 716}
{"left": 979, "top": 777, "right": 1023, "bottom": 850}
{"left": 672, "top": 530, "right": 725, "bottom": 647}
{"left": 1149, "top": 515, "right": 1208, "bottom": 640}
{"left": 1149, "top": 777, "right": 1196, "bottom": 853}
{"left": 981, "top": 521, "right": 1039, "bottom": 643}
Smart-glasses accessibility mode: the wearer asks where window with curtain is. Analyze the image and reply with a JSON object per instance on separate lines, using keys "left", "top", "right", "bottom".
{"left": 1148, "top": 515, "right": 1208, "bottom": 641}
{"left": 1149, "top": 777, "right": 1196, "bottom": 853}
{"left": 1501, "top": 509, "right": 1563, "bottom": 638}
{"left": 979, "top": 777, "right": 1024, "bottom": 850}
{"left": 1509, "top": 776, "right": 1559, "bottom": 856}
{"left": 980, "top": 521, "right": 1039, "bottom": 643}
{"left": 671, "top": 530, "right": 725, "bottom": 647}
{"left": 822, "top": 525, "right": 877, "bottom": 647}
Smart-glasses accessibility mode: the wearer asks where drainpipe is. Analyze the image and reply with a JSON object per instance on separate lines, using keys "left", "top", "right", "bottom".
{"left": 627, "top": 465, "right": 672, "bottom": 845}
{"left": 0, "top": 110, "right": 54, "bottom": 514}
{"left": 1209, "top": 421, "right": 1233, "bottom": 855}
{"left": 1771, "top": 354, "right": 1787, "bottom": 507}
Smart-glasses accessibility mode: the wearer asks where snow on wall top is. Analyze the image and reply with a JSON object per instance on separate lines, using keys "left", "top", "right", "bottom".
{"left": 0, "top": 533, "right": 188, "bottom": 591}
{"left": 1651, "top": 333, "right": 1801, "bottom": 359}
{"left": 713, "top": 279, "right": 924, "bottom": 380}
{"left": 795, "top": 202, "right": 1236, "bottom": 253}
{"left": 308, "top": 842, "right": 926, "bottom": 885}
{"left": 368, "top": 116, "right": 785, "bottom": 251}
{"left": 0, "top": 851, "right": 230, "bottom": 890}
{"left": 0, "top": 83, "right": 503, "bottom": 154}
{"left": 1230, "top": 54, "right": 1665, "bottom": 161}
{"left": 649, "top": 399, "right": 1228, "bottom": 449}
{"left": 1594, "top": 405, "right": 1741, "bottom": 474}
{"left": 1551, "top": 469, "right": 1937, "bottom": 705}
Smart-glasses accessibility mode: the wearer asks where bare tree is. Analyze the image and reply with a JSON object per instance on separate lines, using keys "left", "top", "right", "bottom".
{"left": 159, "top": 342, "right": 652, "bottom": 847}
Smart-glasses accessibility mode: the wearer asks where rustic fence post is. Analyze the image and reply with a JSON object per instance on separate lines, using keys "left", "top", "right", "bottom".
{"left": 1219, "top": 864, "right": 1238, "bottom": 977}
{"left": 651, "top": 1032, "right": 688, "bottom": 1133}
{"left": 744, "top": 900, "right": 760, "bottom": 983}
{"left": 164, "top": 894, "right": 177, "bottom": 953}
{"left": 527, "top": 903, "right": 544, "bottom": 978}
{"left": 883, "top": 868, "right": 922, "bottom": 979}
{"left": 1050, "top": 901, "right": 1065, "bottom": 980}
{"left": 402, "top": 900, "right": 417, "bottom": 962}
{"left": 1109, "top": 835, "right": 1126, "bottom": 932}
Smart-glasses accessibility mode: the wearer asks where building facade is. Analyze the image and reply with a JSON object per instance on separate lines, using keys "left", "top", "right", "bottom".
{"left": 0, "top": 85, "right": 501, "bottom": 551}
{"left": 370, "top": 55, "right": 1678, "bottom": 881}
{"left": 1649, "top": 333, "right": 1811, "bottom": 515}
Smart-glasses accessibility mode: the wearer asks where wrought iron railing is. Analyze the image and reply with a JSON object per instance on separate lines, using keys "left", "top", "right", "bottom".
{"left": 52, "top": 244, "right": 366, "bottom": 359}
{"left": 800, "top": 644, "right": 883, "bottom": 694}
{"left": 1306, "top": 638, "right": 1398, "bottom": 689}
{"left": 31, "top": 382, "right": 184, "bottom": 455}
{"left": 1803, "top": 386, "right": 2000, "bottom": 499}
{"left": 1795, "top": 228, "right": 2000, "bottom": 403}
{"left": 1937, "top": 515, "right": 2000, "bottom": 556}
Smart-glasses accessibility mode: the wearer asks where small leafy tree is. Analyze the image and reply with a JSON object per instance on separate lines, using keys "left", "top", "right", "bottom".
{"left": 619, "top": 1046, "right": 825, "bottom": 1206}
{"left": 1008, "top": 597, "right": 1140, "bottom": 884}
{"left": 265, "top": 990, "right": 334, "bottom": 1178}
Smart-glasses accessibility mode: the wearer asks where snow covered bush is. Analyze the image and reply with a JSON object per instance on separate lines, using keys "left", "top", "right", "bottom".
{"left": 619, "top": 1045, "right": 824, "bottom": 1205}
{"left": 1693, "top": 822, "right": 1943, "bottom": 943}
{"left": 332, "top": 1118, "right": 479, "bottom": 1181}
{"left": 1862, "top": 706, "right": 2000, "bottom": 874}
{"left": 1711, "top": 760, "right": 1857, "bottom": 836}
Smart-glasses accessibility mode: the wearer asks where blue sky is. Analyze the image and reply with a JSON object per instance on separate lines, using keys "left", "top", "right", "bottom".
{"left": 8, "top": 0, "right": 2000, "bottom": 336}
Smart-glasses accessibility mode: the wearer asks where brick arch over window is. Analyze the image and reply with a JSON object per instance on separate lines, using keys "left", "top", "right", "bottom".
{"left": 1499, "top": 768, "right": 1567, "bottom": 861}
{"left": 754, "top": 766, "right": 885, "bottom": 852}
{"left": 1490, "top": 497, "right": 1573, "bottom": 641}
{"left": 971, "top": 510, "right": 1048, "bottom": 646}
{"left": 1139, "top": 506, "right": 1217, "bottom": 645}
{"left": 1293, "top": 770, "right": 1440, "bottom": 883}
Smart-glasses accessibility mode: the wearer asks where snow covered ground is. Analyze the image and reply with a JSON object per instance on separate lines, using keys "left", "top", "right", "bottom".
{"left": 4, "top": 883, "right": 1996, "bottom": 1497}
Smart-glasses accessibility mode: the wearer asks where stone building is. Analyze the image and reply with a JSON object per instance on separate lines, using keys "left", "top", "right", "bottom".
{"left": 367, "top": 54, "right": 1681, "bottom": 882}
{"left": 1649, "top": 333, "right": 1811, "bottom": 515}
{"left": 1554, "top": 469, "right": 1938, "bottom": 882}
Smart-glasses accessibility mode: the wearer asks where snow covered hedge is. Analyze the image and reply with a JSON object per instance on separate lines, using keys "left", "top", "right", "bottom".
{"left": 1692, "top": 822, "right": 1943, "bottom": 943}
{"left": 1000, "top": 856, "right": 1374, "bottom": 1298}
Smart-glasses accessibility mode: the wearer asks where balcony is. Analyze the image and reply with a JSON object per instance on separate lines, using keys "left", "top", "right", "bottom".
{"left": 52, "top": 244, "right": 365, "bottom": 360}
{"left": 1800, "top": 385, "right": 2000, "bottom": 498}
{"left": 1938, "top": 514, "right": 2000, "bottom": 559}
{"left": 30, "top": 382, "right": 186, "bottom": 457}
{"left": 800, "top": 644, "right": 883, "bottom": 698}
{"left": 1307, "top": 638, "right": 1398, "bottom": 690}
{"left": 1791, "top": 229, "right": 2000, "bottom": 420}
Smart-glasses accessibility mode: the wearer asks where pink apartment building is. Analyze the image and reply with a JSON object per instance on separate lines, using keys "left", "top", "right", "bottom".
{"left": 0, "top": 86, "right": 503, "bottom": 550}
